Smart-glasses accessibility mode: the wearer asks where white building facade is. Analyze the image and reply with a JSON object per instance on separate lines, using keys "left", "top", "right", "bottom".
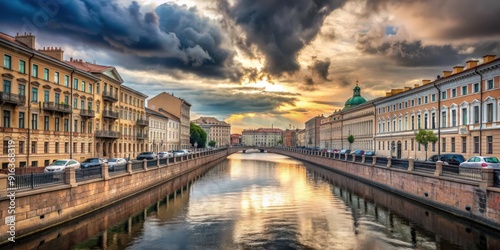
{"left": 242, "top": 128, "right": 283, "bottom": 147}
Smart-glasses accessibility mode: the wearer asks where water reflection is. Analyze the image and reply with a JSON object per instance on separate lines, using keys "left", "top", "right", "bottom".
{"left": 7, "top": 153, "right": 500, "bottom": 249}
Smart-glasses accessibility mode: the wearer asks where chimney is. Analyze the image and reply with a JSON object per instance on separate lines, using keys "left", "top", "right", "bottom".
{"left": 442, "top": 71, "right": 452, "bottom": 77}
{"left": 422, "top": 80, "right": 431, "bottom": 85}
{"left": 404, "top": 87, "right": 412, "bottom": 91}
{"left": 414, "top": 84, "right": 420, "bottom": 88}
{"left": 452, "top": 66, "right": 464, "bottom": 74}
{"left": 482, "top": 55, "right": 496, "bottom": 64}
{"left": 38, "top": 46, "right": 64, "bottom": 61}
{"left": 15, "top": 32, "right": 35, "bottom": 49}
{"left": 465, "top": 60, "right": 478, "bottom": 69}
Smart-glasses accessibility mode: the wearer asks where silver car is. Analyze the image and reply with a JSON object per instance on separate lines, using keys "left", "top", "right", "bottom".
{"left": 459, "top": 156, "right": 500, "bottom": 168}
{"left": 44, "top": 159, "right": 80, "bottom": 173}
{"left": 107, "top": 158, "right": 127, "bottom": 172}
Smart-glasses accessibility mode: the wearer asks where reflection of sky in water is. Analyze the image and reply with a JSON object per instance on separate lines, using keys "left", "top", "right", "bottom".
{"left": 127, "top": 153, "right": 452, "bottom": 250}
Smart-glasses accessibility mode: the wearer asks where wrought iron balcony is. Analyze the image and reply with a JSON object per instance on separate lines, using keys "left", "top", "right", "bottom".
{"left": 102, "top": 90, "right": 118, "bottom": 103}
{"left": 80, "top": 109, "right": 95, "bottom": 118}
{"left": 0, "top": 92, "right": 26, "bottom": 106}
{"left": 95, "top": 130, "right": 121, "bottom": 139}
{"left": 137, "top": 118, "right": 149, "bottom": 126}
{"left": 136, "top": 133, "right": 148, "bottom": 140}
{"left": 42, "top": 102, "right": 72, "bottom": 114}
{"left": 102, "top": 110, "right": 119, "bottom": 119}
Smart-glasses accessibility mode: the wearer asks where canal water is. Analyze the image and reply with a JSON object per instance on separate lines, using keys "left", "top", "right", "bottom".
{"left": 10, "top": 152, "right": 500, "bottom": 249}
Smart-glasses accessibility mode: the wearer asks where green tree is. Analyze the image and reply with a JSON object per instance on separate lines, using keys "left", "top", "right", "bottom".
{"left": 415, "top": 129, "right": 438, "bottom": 160}
{"left": 347, "top": 134, "right": 354, "bottom": 150}
{"left": 208, "top": 140, "right": 216, "bottom": 147}
{"left": 190, "top": 122, "right": 207, "bottom": 148}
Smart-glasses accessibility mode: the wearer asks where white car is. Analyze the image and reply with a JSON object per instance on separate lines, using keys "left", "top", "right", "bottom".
{"left": 107, "top": 158, "right": 127, "bottom": 172}
{"left": 172, "top": 150, "right": 186, "bottom": 157}
{"left": 44, "top": 159, "right": 80, "bottom": 173}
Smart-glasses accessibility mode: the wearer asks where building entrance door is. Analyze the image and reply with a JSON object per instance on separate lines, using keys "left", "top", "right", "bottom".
{"left": 397, "top": 141, "right": 402, "bottom": 159}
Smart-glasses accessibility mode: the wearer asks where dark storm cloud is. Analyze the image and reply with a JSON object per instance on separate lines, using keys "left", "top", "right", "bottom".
{"left": 217, "top": 0, "right": 348, "bottom": 76}
{"left": 0, "top": 0, "right": 236, "bottom": 79}
{"left": 312, "top": 59, "right": 331, "bottom": 81}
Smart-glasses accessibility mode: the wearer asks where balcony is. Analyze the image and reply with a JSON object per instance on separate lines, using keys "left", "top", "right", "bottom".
{"left": 102, "top": 110, "right": 119, "bottom": 120}
{"left": 42, "top": 102, "right": 72, "bottom": 114}
{"left": 0, "top": 92, "right": 26, "bottom": 106}
{"left": 137, "top": 133, "right": 148, "bottom": 140}
{"left": 137, "top": 119, "right": 149, "bottom": 126}
{"left": 95, "top": 130, "right": 121, "bottom": 139}
{"left": 102, "top": 90, "right": 118, "bottom": 103}
{"left": 80, "top": 109, "right": 95, "bottom": 118}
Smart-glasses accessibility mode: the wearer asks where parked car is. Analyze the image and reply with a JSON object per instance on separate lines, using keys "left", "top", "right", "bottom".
{"left": 364, "top": 151, "right": 375, "bottom": 157}
{"left": 100, "top": 158, "right": 108, "bottom": 164}
{"left": 339, "top": 149, "right": 351, "bottom": 154}
{"left": 428, "top": 154, "right": 466, "bottom": 166}
{"left": 44, "top": 159, "right": 80, "bottom": 173}
{"left": 158, "top": 151, "right": 173, "bottom": 158}
{"left": 172, "top": 150, "right": 186, "bottom": 157}
{"left": 352, "top": 150, "right": 365, "bottom": 156}
{"left": 80, "top": 158, "right": 104, "bottom": 168}
{"left": 107, "top": 158, "right": 127, "bottom": 171}
{"left": 459, "top": 156, "right": 500, "bottom": 168}
{"left": 427, "top": 155, "right": 450, "bottom": 165}
{"left": 137, "top": 152, "right": 157, "bottom": 160}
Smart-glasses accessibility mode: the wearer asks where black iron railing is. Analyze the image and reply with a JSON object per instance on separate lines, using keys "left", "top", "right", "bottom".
{"left": 391, "top": 159, "right": 409, "bottom": 170}
{"left": 95, "top": 130, "right": 120, "bottom": 139}
{"left": 376, "top": 157, "right": 388, "bottom": 166}
{"left": 354, "top": 156, "right": 363, "bottom": 163}
{"left": 102, "top": 90, "right": 118, "bottom": 102}
{"left": 110, "top": 163, "right": 127, "bottom": 174}
{"left": 494, "top": 170, "right": 500, "bottom": 187}
{"left": 0, "top": 92, "right": 26, "bottom": 105}
{"left": 147, "top": 159, "right": 157, "bottom": 167}
{"left": 169, "top": 157, "right": 175, "bottom": 164}
{"left": 42, "top": 101, "right": 71, "bottom": 113}
{"left": 102, "top": 110, "right": 119, "bottom": 119}
{"left": 80, "top": 109, "right": 95, "bottom": 117}
{"left": 364, "top": 157, "right": 373, "bottom": 165}
{"left": 175, "top": 156, "right": 182, "bottom": 162}
{"left": 346, "top": 154, "right": 352, "bottom": 161}
{"left": 75, "top": 167, "right": 102, "bottom": 182}
{"left": 11, "top": 172, "right": 65, "bottom": 190}
{"left": 137, "top": 119, "right": 149, "bottom": 126}
{"left": 414, "top": 161, "right": 436, "bottom": 172}
{"left": 456, "top": 167, "right": 483, "bottom": 182}
{"left": 132, "top": 161, "right": 143, "bottom": 171}
{"left": 159, "top": 158, "right": 167, "bottom": 165}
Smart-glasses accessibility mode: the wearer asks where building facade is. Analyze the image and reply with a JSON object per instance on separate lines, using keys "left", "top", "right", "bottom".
{"left": 296, "top": 129, "right": 306, "bottom": 147}
{"left": 230, "top": 133, "right": 242, "bottom": 145}
{"left": 242, "top": 128, "right": 283, "bottom": 147}
{"left": 1, "top": 32, "right": 100, "bottom": 167}
{"left": 375, "top": 55, "right": 500, "bottom": 160}
{"left": 148, "top": 92, "right": 191, "bottom": 149}
{"left": 305, "top": 115, "right": 323, "bottom": 148}
{"left": 191, "top": 117, "right": 231, "bottom": 147}
{"left": 282, "top": 129, "right": 300, "bottom": 147}
{"left": 146, "top": 107, "right": 168, "bottom": 152}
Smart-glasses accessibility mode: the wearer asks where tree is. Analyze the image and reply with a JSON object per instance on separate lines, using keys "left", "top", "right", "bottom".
{"left": 415, "top": 129, "right": 438, "bottom": 160}
{"left": 208, "top": 140, "right": 216, "bottom": 147}
{"left": 190, "top": 123, "right": 207, "bottom": 148}
{"left": 347, "top": 134, "right": 354, "bottom": 150}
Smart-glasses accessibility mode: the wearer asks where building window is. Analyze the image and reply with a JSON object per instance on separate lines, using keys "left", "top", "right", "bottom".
{"left": 64, "top": 75, "right": 69, "bottom": 87}
{"left": 451, "top": 88, "right": 456, "bottom": 97}
{"left": 64, "top": 142, "right": 69, "bottom": 153}
{"left": 474, "top": 83, "right": 479, "bottom": 93}
{"left": 431, "top": 94, "right": 436, "bottom": 102}
{"left": 64, "top": 95, "right": 69, "bottom": 105}
{"left": 462, "top": 108, "right": 468, "bottom": 125}
{"left": 487, "top": 79, "right": 494, "bottom": 90}
{"left": 487, "top": 103, "right": 493, "bottom": 122}
{"left": 96, "top": 83, "right": 100, "bottom": 94}
{"left": 32, "top": 64, "right": 38, "bottom": 78}
{"left": 411, "top": 139, "right": 414, "bottom": 151}
{"left": 89, "top": 83, "right": 93, "bottom": 94}
{"left": 418, "top": 98, "right": 421, "bottom": 105}
{"left": 19, "top": 141, "right": 25, "bottom": 154}
{"left": 424, "top": 113, "right": 428, "bottom": 129}
{"left": 55, "top": 142, "right": 59, "bottom": 154}
{"left": 418, "top": 142, "right": 421, "bottom": 151}
{"left": 55, "top": 117, "right": 60, "bottom": 131}
{"left": 451, "top": 137, "right": 455, "bottom": 152}
{"left": 462, "top": 86, "right": 467, "bottom": 95}
{"left": 43, "top": 68, "right": 49, "bottom": 81}
{"left": 73, "top": 78, "right": 78, "bottom": 90}
{"left": 404, "top": 140, "right": 407, "bottom": 150}
{"left": 18, "top": 84, "right": 25, "bottom": 96}
{"left": 64, "top": 118, "right": 69, "bottom": 132}
{"left": 31, "top": 141, "right": 37, "bottom": 153}
{"left": 3, "top": 110, "right": 11, "bottom": 128}
{"left": 74, "top": 119, "right": 78, "bottom": 132}
{"left": 88, "top": 143, "right": 92, "bottom": 153}
{"left": 417, "top": 114, "right": 421, "bottom": 129}
{"left": 73, "top": 97, "right": 78, "bottom": 108}
{"left": 44, "top": 142, "right": 49, "bottom": 153}
{"left": 4, "top": 54, "right": 11, "bottom": 69}
{"left": 19, "top": 60, "right": 25, "bottom": 73}
{"left": 19, "top": 112, "right": 25, "bottom": 129}
{"left": 81, "top": 100, "right": 85, "bottom": 110}
{"left": 31, "top": 114, "right": 38, "bottom": 130}
{"left": 473, "top": 136, "right": 479, "bottom": 153}
{"left": 31, "top": 161, "right": 38, "bottom": 167}
{"left": 441, "top": 91, "right": 446, "bottom": 99}
{"left": 487, "top": 136, "right": 493, "bottom": 154}
{"left": 81, "top": 121, "right": 85, "bottom": 133}
{"left": 55, "top": 93, "right": 60, "bottom": 103}
{"left": 411, "top": 100, "right": 414, "bottom": 107}
{"left": 424, "top": 96, "right": 428, "bottom": 103}
{"left": 462, "top": 137, "right": 467, "bottom": 153}
{"left": 432, "top": 142, "right": 436, "bottom": 152}
{"left": 54, "top": 72, "right": 59, "bottom": 84}
{"left": 473, "top": 106, "right": 480, "bottom": 124}
{"left": 81, "top": 143, "right": 85, "bottom": 153}
{"left": 73, "top": 142, "right": 77, "bottom": 153}
{"left": 88, "top": 121, "right": 92, "bottom": 133}
{"left": 31, "top": 87, "right": 38, "bottom": 102}
{"left": 44, "top": 90, "right": 49, "bottom": 102}
{"left": 441, "top": 111, "right": 447, "bottom": 127}
{"left": 44, "top": 116, "right": 49, "bottom": 130}
{"left": 451, "top": 110, "right": 457, "bottom": 127}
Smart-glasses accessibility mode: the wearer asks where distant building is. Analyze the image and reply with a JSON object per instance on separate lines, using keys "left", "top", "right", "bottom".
{"left": 282, "top": 129, "right": 300, "bottom": 147}
{"left": 157, "top": 108, "right": 180, "bottom": 151}
{"left": 230, "top": 134, "right": 242, "bottom": 145}
{"left": 242, "top": 128, "right": 283, "bottom": 147}
{"left": 146, "top": 107, "right": 169, "bottom": 152}
{"left": 148, "top": 92, "right": 191, "bottom": 149}
{"left": 191, "top": 117, "right": 231, "bottom": 147}
{"left": 305, "top": 115, "right": 324, "bottom": 148}
{"left": 296, "top": 129, "right": 306, "bottom": 147}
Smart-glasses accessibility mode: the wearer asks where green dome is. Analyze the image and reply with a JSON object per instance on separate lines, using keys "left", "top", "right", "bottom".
{"left": 344, "top": 84, "right": 366, "bottom": 109}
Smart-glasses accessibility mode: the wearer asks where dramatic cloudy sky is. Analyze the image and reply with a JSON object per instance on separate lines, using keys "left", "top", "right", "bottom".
{"left": 1, "top": 0, "right": 500, "bottom": 133}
